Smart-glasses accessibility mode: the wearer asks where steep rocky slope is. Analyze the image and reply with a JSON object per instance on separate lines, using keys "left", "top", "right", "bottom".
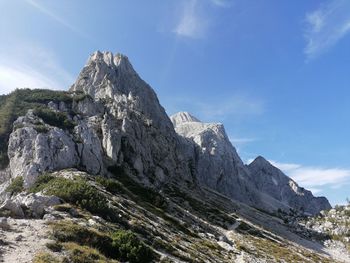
{"left": 0, "top": 51, "right": 343, "bottom": 262}
{"left": 170, "top": 112, "right": 330, "bottom": 215}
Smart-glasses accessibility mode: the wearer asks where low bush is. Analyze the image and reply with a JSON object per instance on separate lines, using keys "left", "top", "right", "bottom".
{"left": 62, "top": 242, "right": 117, "bottom": 263}
{"left": 46, "top": 241, "right": 63, "bottom": 252}
{"left": 30, "top": 175, "right": 110, "bottom": 218}
{"left": 95, "top": 176, "right": 125, "bottom": 195}
{"left": 33, "top": 252, "right": 61, "bottom": 263}
{"left": 6, "top": 176, "right": 24, "bottom": 195}
{"left": 50, "top": 221, "right": 153, "bottom": 263}
{"left": 28, "top": 173, "right": 55, "bottom": 193}
{"left": 51, "top": 221, "right": 114, "bottom": 258}
{"left": 33, "top": 108, "right": 75, "bottom": 132}
{"left": 111, "top": 230, "right": 154, "bottom": 263}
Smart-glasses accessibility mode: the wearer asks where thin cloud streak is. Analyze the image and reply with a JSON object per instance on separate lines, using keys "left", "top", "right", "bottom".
{"left": 25, "top": 0, "right": 88, "bottom": 38}
{"left": 230, "top": 137, "right": 256, "bottom": 144}
{"left": 173, "top": 0, "right": 208, "bottom": 38}
{"left": 210, "top": 0, "right": 233, "bottom": 8}
{"left": 269, "top": 160, "right": 350, "bottom": 189}
{"left": 304, "top": 0, "right": 350, "bottom": 58}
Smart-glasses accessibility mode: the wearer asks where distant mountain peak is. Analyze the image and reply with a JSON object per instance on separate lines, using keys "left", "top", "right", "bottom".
{"left": 250, "top": 155, "right": 271, "bottom": 167}
{"left": 170, "top": 112, "right": 201, "bottom": 128}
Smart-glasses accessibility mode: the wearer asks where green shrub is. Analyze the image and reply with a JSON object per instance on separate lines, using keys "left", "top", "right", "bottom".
{"left": 6, "top": 176, "right": 24, "bottom": 195}
{"left": 46, "top": 241, "right": 63, "bottom": 252}
{"left": 33, "top": 124, "right": 49, "bottom": 133}
{"left": 31, "top": 175, "right": 111, "bottom": 218}
{"left": 28, "top": 173, "right": 55, "bottom": 193}
{"left": 33, "top": 108, "right": 75, "bottom": 131}
{"left": 50, "top": 221, "right": 153, "bottom": 263}
{"left": 62, "top": 242, "right": 117, "bottom": 263}
{"left": 95, "top": 176, "right": 125, "bottom": 195}
{"left": 33, "top": 252, "right": 61, "bottom": 263}
{"left": 51, "top": 221, "right": 114, "bottom": 258}
{"left": 111, "top": 230, "right": 153, "bottom": 263}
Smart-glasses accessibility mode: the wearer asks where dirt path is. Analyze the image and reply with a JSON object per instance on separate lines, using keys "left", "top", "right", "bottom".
{"left": 0, "top": 218, "right": 51, "bottom": 263}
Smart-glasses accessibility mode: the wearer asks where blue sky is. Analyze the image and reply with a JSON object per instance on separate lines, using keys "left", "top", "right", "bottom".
{"left": 0, "top": 0, "right": 349, "bottom": 205}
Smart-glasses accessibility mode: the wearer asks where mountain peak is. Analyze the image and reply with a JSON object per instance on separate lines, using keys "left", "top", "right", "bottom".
{"left": 170, "top": 112, "right": 201, "bottom": 128}
{"left": 86, "top": 51, "right": 135, "bottom": 74}
{"left": 250, "top": 155, "right": 270, "bottom": 167}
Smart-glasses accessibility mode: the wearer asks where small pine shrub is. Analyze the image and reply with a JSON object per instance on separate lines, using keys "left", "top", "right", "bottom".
{"left": 46, "top": 241, "right": 63, "bottom": 252}
{"left": 6, "top": 176, "right": 24, "bottom": 195}
{"left": 51, "top": 221, "right": 114, "bottom": 258}
{"left": 62, "top": 242, "right": 116, "bottom": 263}
{"left": 33, "top": 124, "right": 49, "bottom": 133}
{"left": 33, "top": 108, "right": 75, "bottom": 132}
{"left": 30, "top": 175, "right": 111, "bottom": 218}
{"left": 33, "top": 252, "right": 60, "bottom": 263}
{"left": 111, "top": 230, "right": 153, "bottom": 263}
{"left": 50, "top": 221, "right": 153, "bottom": 263}
{"left": 28, "top": 173, "right": 55, "bottom": 193}
{"left": 46, "top": 178, "right": 109, "bottom": 216}
{"left": 95, "top": 176, "right": 125, "bottom": 195}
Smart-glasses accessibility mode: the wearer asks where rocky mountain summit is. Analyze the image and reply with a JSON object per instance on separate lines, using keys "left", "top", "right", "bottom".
{"left": 0, "top": 51, "right": 345, "bottom": 263}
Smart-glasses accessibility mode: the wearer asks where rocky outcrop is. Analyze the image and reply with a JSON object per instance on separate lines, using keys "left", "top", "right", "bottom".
{"left": 247, "top": 156, "right": 331, "bottom": 215}
{"left": 171, "top": 112, "right": 249, "bottom": 198}
{"left": 8, "top": 111, "right": 79, "bottom": 187}
{"left": 0, "top": 192, "right": 61, "bottom": 218}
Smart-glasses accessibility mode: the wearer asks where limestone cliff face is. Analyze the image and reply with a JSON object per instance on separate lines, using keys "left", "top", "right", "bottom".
{"left": 3, "top": 51, "right": 330, "bottom": 215}
{"left": 170, "top": 112, "right": 251, "bottom": 201}
{"left": 170, "top": 112, "right": 331, "bottom": 215}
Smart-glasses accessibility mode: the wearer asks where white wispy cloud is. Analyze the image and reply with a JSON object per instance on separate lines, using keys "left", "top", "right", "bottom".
{"left": 230, "top": 137, "right": 256, "bottom": 145}
{"left": 210, "top": 0, "right": 232, "bottom": 8}
{"left": 25, "top": 0, "right": 88, "bottom": 38}
{"left": 0, "top": 44, "right": 74, "bottom": 95}
{"left": 174, "top": 0, "right": 207, "bottom": 38}
{"left": 304, "top": 0, "right": 350, "bottom": 58}
{"left": 268, "top": 160, "right": 350, "bottom": 190}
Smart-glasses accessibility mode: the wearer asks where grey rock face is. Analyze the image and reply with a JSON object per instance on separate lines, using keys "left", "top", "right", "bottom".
{"left": 70, "top": 51, "right": 194, "bottom": 186}
{"left": 8, "top": 116, "right": 79, "bottom": 187}
{"left": 247, "top": 156, "right": 331, "bottom": 215}
{"left": 170, "top": 112, "right": 277, "bottom": 210}
{"left": 170, "top": 112, "right": 330, "bottom": 215}
{"left": 7, "top": 110, "right": 104, "bottom": 187}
